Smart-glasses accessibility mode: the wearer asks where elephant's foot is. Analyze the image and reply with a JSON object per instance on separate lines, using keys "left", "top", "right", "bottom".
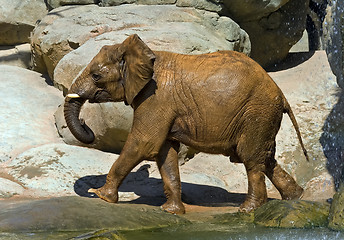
{"left": 238, "top": 196, "right": 267, "bottom": 213}
{"left": 161, "top": 199, "right": 185, "bottom": 215}
{"left": 88, "top": 186, "right": 118, "bottom": 203}
{"left": 281, "top": 185, "right": 304, "bottom": 200}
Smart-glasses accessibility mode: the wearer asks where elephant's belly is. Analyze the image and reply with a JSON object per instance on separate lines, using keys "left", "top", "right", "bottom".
{"left": 168, "top": 123, "right": 236, "bottom": 156}
{"left": 169, "top": 133, "right": 235, "bottom": 156}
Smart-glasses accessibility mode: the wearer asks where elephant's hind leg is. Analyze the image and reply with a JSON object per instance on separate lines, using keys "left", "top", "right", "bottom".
{"left": 156, "top": 140, "right": 185, "bottom": 214}
{"left": 266, "top": 161, "right": 304, "bottom": 200}
{"left": 236, "top": 139, "right": 276, "bottom": 212}
{"left": 239, "top": 163, "right": 268, "bottom": 213}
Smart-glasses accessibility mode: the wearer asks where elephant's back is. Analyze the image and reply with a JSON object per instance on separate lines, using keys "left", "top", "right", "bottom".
{"left": 154, "top": 50, "right": 283, "bottom": 108}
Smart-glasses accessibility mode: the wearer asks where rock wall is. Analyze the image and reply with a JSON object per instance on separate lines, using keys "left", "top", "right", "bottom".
{"left": 31, "top": 4, "right": 250, "bottom": 79}
{"left": 224, "top": 0, "right": 309, "bottom": 67}
{"left": 0, "top": 0, "right": 48, "bottom": 45}
{"left": 322, "top": 0, "right": 344, "bottom": 88}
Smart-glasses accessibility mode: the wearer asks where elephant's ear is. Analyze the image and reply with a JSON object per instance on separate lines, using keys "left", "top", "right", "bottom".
{"left": 121, "top": 34, "right": 155, "bottom": 105}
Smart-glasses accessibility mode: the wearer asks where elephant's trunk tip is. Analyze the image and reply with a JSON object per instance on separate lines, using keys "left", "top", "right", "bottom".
{"left": 64, "top": 98, "right": 95, "bottom": 144}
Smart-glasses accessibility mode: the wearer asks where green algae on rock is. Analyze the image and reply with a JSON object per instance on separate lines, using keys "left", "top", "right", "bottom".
{"left": 254, "top": 200, "right": 330, "bottom": 228}
{"left": 329, "top": 185, "right": 344, "bottom": 231}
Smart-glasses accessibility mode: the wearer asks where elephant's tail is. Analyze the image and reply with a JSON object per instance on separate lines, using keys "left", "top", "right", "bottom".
{"left": 283, "top": 96, "right": 310, "bottom": 161}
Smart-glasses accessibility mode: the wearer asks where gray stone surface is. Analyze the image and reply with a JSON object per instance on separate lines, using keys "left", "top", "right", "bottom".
{"left": 0, "top": 44, "right": 31, "bottom": 69}
{"left": 0, "top": 178, "right": 25, "bottom": 198}
{"left": 0, "top": 65, "right": 63, "bottom": 163}
{"left": 4, "top": 143, "right": 114, "bottom": 197}
{"left": 46, "top": 0, "right": 98, "bottom": 10}
{"left": 176, "top": 0, "right": 223, "bottom": 13}
{"left": 0, "top": 0, "right": 48, "bottom": 45}
{"left": 31, "top": 4, "right": 250, "bottom": 78}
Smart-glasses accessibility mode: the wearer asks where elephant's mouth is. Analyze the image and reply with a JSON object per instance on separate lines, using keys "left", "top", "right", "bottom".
{"left": 89, "top": 89, "right": 113, "bottom": 103}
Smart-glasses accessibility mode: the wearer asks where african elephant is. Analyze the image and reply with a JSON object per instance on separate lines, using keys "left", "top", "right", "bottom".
{"left": 64, "top": 34, "right": 309, "bottom": 214}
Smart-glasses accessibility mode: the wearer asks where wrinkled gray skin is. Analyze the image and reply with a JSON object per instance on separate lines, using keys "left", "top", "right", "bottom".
{"left": 64, "top": 34, "right": 308, "bottom": 214}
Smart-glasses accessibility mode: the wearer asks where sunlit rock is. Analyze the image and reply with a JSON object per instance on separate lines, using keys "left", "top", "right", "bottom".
{"left": 0, "top": 65, "right": 63, "bottom": 163}
{"left": 31, "top": 4, "right": 250, "bottom": 78}
{"left": 0, "top": 0, "right": 48, "bottom": 45}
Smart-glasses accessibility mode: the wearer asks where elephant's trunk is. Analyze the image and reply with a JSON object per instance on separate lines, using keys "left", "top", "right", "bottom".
{"left": 64, "top": 98, "right": 95, "bottom": 144}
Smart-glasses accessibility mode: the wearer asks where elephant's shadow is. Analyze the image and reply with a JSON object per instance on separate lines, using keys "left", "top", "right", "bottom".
{"left": 74, "top": 164, "right": 246, "bottom": 207}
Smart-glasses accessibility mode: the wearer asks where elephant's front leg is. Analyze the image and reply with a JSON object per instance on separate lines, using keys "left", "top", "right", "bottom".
{"left": 156, "top": 140, "right": 185, "bottom": 214}
{"left": 89, "top": 135, "right": 148, "bottom": 203}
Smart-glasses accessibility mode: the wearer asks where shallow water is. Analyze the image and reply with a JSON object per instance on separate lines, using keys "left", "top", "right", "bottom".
{"left": 2, "top": 224, "right": 342, "bottom": 240}
{"left": 121, "top": 226, "right": 344, "bottom": 240}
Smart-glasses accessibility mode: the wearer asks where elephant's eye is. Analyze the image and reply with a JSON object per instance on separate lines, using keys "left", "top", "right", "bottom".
{"left": 92, "top": 73, "right": 101, "bottom": 82}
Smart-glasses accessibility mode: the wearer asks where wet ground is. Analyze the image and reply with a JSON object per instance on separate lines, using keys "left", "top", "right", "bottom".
{"left": 0, "top": 197, "right": 343, "bottom": 240}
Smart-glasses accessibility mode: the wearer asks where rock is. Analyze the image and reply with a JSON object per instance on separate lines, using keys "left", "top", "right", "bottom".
{"left": 254, "top": 200, "right": 330, "bottom": 228}
{"left": 176, "top": 0, "right": 223, "bottom": 13}
{"left": 0, "top": 0, "right": 48, "bottom": 45}
{"left": 289, "top": 30, "right": 309, "bottom": 52}
{"left": 4, "top": 143, "right": 114, "bottom": 198}
{"left": 0, "top": 44, "right": 31, "bottom": 69}
{"left": 223, "top": 0, "right": 309, "bottom": 67}
{"left": 328, "top": 184, "right": 344, "bottom": 230}
{"left": 0, "top": 178, "right": 25, "bottom": 198}
{"left": 100, "top": 0, "right": 136, "bottom": 7}
{"left": 47, "top": 0, "right": 224, "bottom": 13}
{"left": 45, "top": 0, "right": 98, "bottom": 10}
{"left": 0, "top": 196, "right": 189, "bottom": 233}
{"left": 31, "top": 4, "right": 250, "bottom": 78}
{"left": 322, "top": 0, "right": 344, "bottom": 88}
{"left": 179, "top": 153, "right": 247, "bottom": 206}
{"left": 0, "top": 65, "right": 63, "bottom": 163}
{"left": 303, "top": 172, "right": 336, "bottom": 202}
{"left": 223, "top": 0, "right": 287, "bottom": 21}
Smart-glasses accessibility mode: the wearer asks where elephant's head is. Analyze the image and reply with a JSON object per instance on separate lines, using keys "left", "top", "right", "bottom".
{"left": 64, "top": 34, "right": 156, "bottom": 144}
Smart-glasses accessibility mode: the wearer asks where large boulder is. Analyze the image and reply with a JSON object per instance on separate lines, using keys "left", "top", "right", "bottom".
{"left": 0, "top": 0, "right": 48, "bottom": 45}
{"left": 31, "top": 4, "right": 250, "bottom": 78}
{"left": 0, "top": 196, "right": 189, "bottom": 233}
{"left": 0, "top": 65, "right": 63, "bottom": 164}
{"left": 3, "top": 143, "right": 114, "bottom": 198}
{"left": 223, "top": 0, "right": 309, "bottom": 67}
{"left": 0, "top": 44, "right": 31, "bottom": 69}
{"left": 47, "top": 0, "right": 225, "bottom": 13}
